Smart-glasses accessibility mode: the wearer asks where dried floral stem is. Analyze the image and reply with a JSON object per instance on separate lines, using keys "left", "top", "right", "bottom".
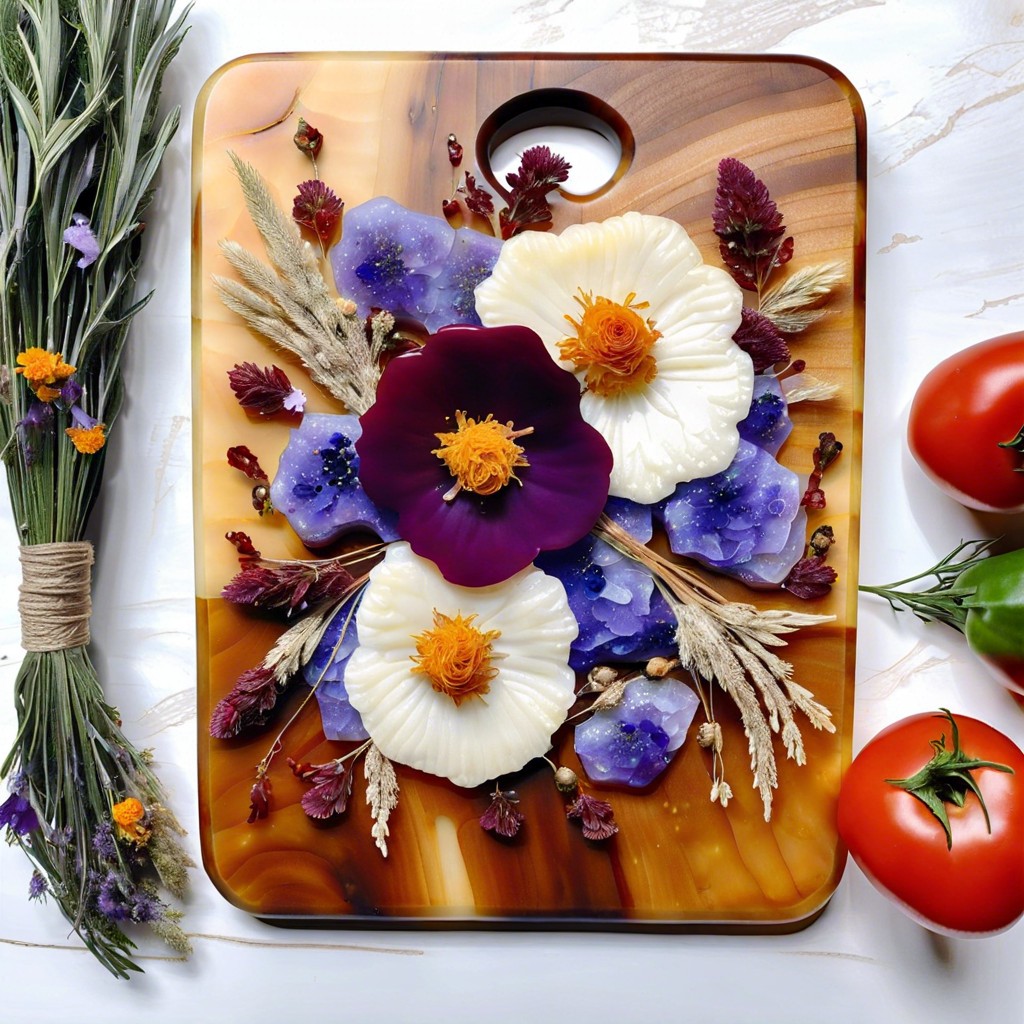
{"left": 213, "top": 155, "right": 379, "bottom": 414}
{"left": 593, "top": 515, "right": 835, "bottom": 820}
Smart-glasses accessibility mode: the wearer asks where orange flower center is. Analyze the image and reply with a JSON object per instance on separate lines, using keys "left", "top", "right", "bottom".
{"left": 558, "top": 290, "right": 661, "bottom": 397}
{"left": 411, "top": 610, "right": 501, "bottom": 706}
{"left": 433, "top": 411, "right": 533, "bottom": 501}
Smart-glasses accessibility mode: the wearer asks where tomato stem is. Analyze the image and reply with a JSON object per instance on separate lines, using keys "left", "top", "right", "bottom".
{"left": 998, "top": 422, "right": 1024, "bottom": 472}
{"left": 886, "top": 709, "right": 1014, "bottom": 850}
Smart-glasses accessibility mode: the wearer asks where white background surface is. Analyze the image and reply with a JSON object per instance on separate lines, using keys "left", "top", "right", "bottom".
{"left": 3, "top": 1, "right": 1024, "bottom": 1021}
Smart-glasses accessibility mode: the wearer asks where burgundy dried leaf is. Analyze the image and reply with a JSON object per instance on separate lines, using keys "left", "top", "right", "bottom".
{"left": 225, "top": 531, "right": 261, "bottom": 559}
{"left": 247, "top": 776, "right": 271, "bottom": 823}
{"left": 209, "top": 665, "right": 281, "bottom": 738}
{"left": 499, "top": 191, "right": 555, "bottom": 239}
{"left": 733, "top": 307, "right": 790, "bottom": 372}
{"left": 713, "top": 157, "right": 793, "bottom": 293}
{"left": 291, "top": 758, "right": 355, "bottom": 820}
{"left": 480, "top": 788, "right": 525, "bottom": 839}
{"left": 293, "top": 178, "right": 344, "bottom": 249}
{"left": 227, "top": 361, "right": 305, "bottom": 416}
{"left": 783, "top": 556, "right": 838, "bottom": 600}
{"left": 227, "top": 444, "right": 268, "bottom": 482}
{"left": 463, "top": 172, "right": 495, "bottom": 217}
{"left": 294, "top": 118, "right": 323, "bottom": 161}
{"left": 566, "top": 791, "right": 618, "bottom": 841}
{"left": 441, "top": 197, "right": 460, "bottom": 219}
{"left": 222, "top": 560, "right": 355, "bottom": 614}
{"left": 447, "top": 133, "right": 464, "bottom": 168}
{"left": 504, "top": 145, "right": 571, "bottom": 196}
{"left": 800, "top": 432, "right": 844, "bottom": 509}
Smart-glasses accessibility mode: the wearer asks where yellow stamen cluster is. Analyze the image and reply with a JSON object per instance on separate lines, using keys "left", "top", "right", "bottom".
{"left": 66, "top": 423, "right": 106, "bottom": 454}
{"left": 15, "top": 347, "right": 76, "bottom": 399}
{"left": 433, "top": 410, "right": 533, "bottom": 501}
{"left": 558, "top": 290, "right": 660, "bottom": 397}
{"left": 112, "top": 797, "right": 151, "bottom": 845}
{"left": 411, "top": 610, "right": 501, "bottom": 706}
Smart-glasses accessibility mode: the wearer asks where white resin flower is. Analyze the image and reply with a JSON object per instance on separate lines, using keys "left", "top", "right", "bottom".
{"left": 475, "top": 212, "right": 751, "bottom": 504}
{"left": 344, "top": 542, "right": 578, "bottom": 789}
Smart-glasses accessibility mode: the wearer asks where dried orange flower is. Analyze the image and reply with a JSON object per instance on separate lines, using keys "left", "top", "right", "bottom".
{"left": 112, "top": 797, "right": 151, "bottom": 845}
{"left": 15, "top": 347, "right": 76, "bottom": 390}
{"left": 66, "top": 423, "right": 106, "bottom": 454}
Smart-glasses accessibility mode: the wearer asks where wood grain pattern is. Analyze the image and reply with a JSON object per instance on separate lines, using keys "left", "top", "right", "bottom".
{"left": 192, "top": 53, "right": 864, "bottom": 927}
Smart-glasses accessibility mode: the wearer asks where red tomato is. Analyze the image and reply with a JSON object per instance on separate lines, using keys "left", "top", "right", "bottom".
{"left": 837, "top": 710, "right": 1024, "bottom": 935}
{"left": 907, "top": 332, "right": 1024, "bottom": 512}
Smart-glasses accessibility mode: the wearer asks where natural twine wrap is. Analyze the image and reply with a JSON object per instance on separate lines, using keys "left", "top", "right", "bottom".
{"left": 18, "top": 542, "right": 94, "bottom": 652}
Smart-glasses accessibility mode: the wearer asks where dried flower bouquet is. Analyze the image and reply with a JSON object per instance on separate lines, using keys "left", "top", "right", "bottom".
{"left": 0, "top": 0, "right": 192, "bottom": 977}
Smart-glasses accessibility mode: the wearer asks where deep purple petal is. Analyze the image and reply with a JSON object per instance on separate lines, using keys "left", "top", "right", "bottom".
{"left": 356, "top": 324, "right": 613, "bottom": 586}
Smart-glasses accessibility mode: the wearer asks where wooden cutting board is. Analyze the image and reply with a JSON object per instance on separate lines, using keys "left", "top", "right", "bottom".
{"left": 192, "top": 52, "right": 864, "bottom": 928}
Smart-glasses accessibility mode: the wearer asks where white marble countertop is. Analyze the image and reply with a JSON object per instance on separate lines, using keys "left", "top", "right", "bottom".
{"left": 2, "top": 1, "right": 1024, "bottom": 1020}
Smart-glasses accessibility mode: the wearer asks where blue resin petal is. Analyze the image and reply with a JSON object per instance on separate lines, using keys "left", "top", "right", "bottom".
{"left": 535, "top": 534, "right": 677, "bottom": 673}
{"left": 575, "top": 676, "right": 700, "bottom": 788}
{"left": 603, "top": 495, "right": 654, "bottom": 543}
{"left": 427, "top": 226, "right": 503, "bottom": 331}
{"left": 657, "top": 439, "right": 802, "bottom": 574}
{"left": 304, "top": 608, "right": 368, "bottom": 742}
{"left": 737, "top": 374, "right": 792, "bottom": 456}
{"left": 270, "top": 413, "right": 400, "bottom": 548}
{"left": 330, "top": 197, "right": 500, "bottom": 330}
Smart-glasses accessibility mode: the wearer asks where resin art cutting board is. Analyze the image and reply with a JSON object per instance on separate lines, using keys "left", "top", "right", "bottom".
{"left": 193, "top": 53, "right": 864, "bottom": 928}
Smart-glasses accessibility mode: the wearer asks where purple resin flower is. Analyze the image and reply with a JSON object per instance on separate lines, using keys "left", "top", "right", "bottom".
{"left": 575, "top": 677, "right": 700, "bottom": 788}
{"left": 356, "top": 324, "right": 613, "bottom": 587}
{"left": 536, "top": 533, "right": 676, "bottom": 672}
{"left": 330, "top": 196, "right": 501, "bottom": 331}
{"left": 737, "top": 374, "right": 793, "bottom": 456}
{"left": 303, "top": 605, "right": 368, "bottom": 742}
{"left": 656, "top": 439, "right": 804, "bottom": 585}
{"left": 270, "top": 413, "right": 399, "bottom": 548}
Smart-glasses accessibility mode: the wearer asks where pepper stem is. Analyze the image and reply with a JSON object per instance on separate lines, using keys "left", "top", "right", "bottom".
{"left": 857, "top": 538, "right": 998, "bottom": 633}
{"left": 886, "top": 708, "right": 1014, "bottom": 850}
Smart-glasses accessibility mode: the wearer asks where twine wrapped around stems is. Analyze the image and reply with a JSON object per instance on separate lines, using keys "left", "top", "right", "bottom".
{"left": 18, "top": 542, "right": 94, "bottom": 652}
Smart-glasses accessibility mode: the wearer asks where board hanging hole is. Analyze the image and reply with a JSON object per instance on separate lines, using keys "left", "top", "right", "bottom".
{"left": 476, "top": 88, "right": 634, "bottom": 202}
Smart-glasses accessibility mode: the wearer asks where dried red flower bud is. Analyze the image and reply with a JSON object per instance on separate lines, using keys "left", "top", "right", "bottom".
{"left": 566, "top": 791, "right": 618, "bottom": 841}
{"left": 222, "top": 559, "right": 355, "bottom": 613}
{"left": 800, "top": 432, "right": 844, "bottom": 509}
{"left": 783, "top": 556, "right": 838, "bottom": 600}
{"left": 441, "top": 197, "right": 460, "bottom": 219}
{"left": 447, "top": 133, "right": 463, "bottom": 168}
{"left": 227, "top": 444, "right": 268, "bottom": 482}
{"left": 247, "top": 776, "right": 271, "bottom": 824}
{"left": 290, "top": 757, "right": 355, "bottom": 820}
{"left": 479, "top": 787, "right": 525, "bottom": 839}
{"left": 225, "top": 531, "right": 261, "bottom": 559}
{"left": 462, "top": 171, "right": 494, "bottom": 218}
{"left": 553, "top": 766, "right": 579, "bottom": 793}
{"left": 293, "top": 118, "right": 323, "bottom": 161}
{"left": 808, "top": 524, "right": 836, "bottom": 559}
{"left": 293, "top": 178, "right": 344, "bottom": 251}
{"left": 251, "top": 483, "right": 273, "bottom": 515}
{"left": 209, "top": 664, "right": 282, "bottom": 738}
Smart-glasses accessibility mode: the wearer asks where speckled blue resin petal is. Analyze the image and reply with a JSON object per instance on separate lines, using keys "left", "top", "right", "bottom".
{"left": 330, "top": 196, "right": 501, "bottom": 330}
{"left": 603, "top": 495, "right": 654, "bottom": 543}
{"left": 657, "top": 439, "right": 802, "bottom": 577}
{"left": 304, "top": 609, "right": 368, "bottom": 742}
{"left": 737, "top": 374, "right": 793, "bottom": 456}
{"left": 535, "top": 533, "right": 677, "bottom": 673}
{"left": 575, "top": 676, "right": 700, "bottom": 788}
{"left": 270, "top": 413, "right": 399, "bottom": 548}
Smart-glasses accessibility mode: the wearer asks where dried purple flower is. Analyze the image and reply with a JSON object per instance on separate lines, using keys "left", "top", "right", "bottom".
{"left": 499, "top": 145, "right": 572, "bottom": 239}
{"left": 63, "top": 213, "right": 100, "bottom": 269}
{"left": 221, "top": 559, "right": 355, "bottom": 614}
{"left": 209, "top": 664, "right": 282, "bottom": 739}
{"left": 28, "top": 870, "right": 47, "bottom": 902}
{"left": 92, "top": 820, "right": 117, "bottom": 859}
{"left": 733, "top": 307, "right": 790, "bottom": 372}
{"left": 227, "top": 361, "right": 306, "bottom": 416}
{"left": 289, "top": 757, "right": 355, "bottom": 820}
{"left": 479, "top": 787, "right": 525, "bottom": 839}
{"left": 566, "top": 790, "right": 618, "bottom": 841}
{"left": 0, "top": 791, "right": 39, "bottom": 835}
{"left": 713, "top": 158, "right": 793, "bottom": 293}
{"left": 783, "top": 556, "right": 838, "bottom": 600}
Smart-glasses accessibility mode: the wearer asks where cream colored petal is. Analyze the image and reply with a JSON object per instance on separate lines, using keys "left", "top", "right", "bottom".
{"left": 344, "top": 543, "right": 577, "bottom": 789}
